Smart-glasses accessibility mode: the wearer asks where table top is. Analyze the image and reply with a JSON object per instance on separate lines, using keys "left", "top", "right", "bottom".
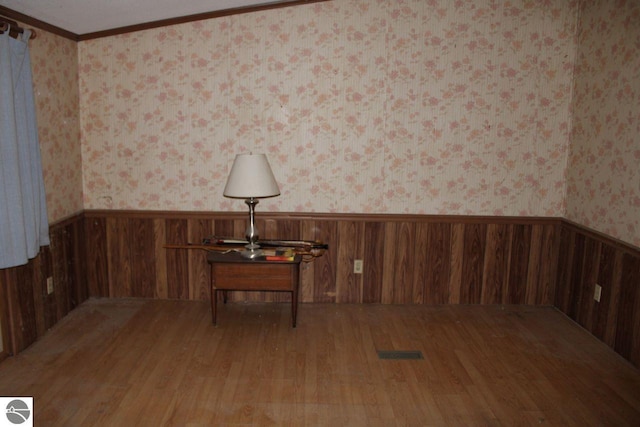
{"left": 207, "top": 251, "right": 302, "bottom": 264}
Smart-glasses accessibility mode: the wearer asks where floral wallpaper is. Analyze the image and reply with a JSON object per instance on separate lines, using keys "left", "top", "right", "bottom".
{"left": 566, "top": 0, "right": 640, "bottom": 248}
{"left": 29, "top": 28, "right": 83, "bottom": 222}
{"left": 77, "top": 0, "right": 577, "bottom": 217}
{"left": 28, "top": 0, "right": 637, "bottom": 248}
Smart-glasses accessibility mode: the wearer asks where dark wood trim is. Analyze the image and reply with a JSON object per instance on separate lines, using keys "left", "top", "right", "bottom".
{"left": 2, "top": 1, "right": 330, "bottom": 42}
{"left": 83, "top": 209, "right": 562, "bottom": 225}
{"left": 49, "top": 211, "right": 85, "bottom": 229}
{"left": 0, "top": 6, "right": 77, "bottom": 41}
{"left": 78, "top": 0, "right": 330, "bottom": 41}
{"left": 561, "top": 219, "right": 640, "bottom": 255}
{"left": 78, "top": 0, "right": 328, "bottom": 41}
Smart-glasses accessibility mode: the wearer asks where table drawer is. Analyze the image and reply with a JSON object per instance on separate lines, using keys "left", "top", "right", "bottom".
{"left": 213, "top": 263, "right": 295, "bottom": 291}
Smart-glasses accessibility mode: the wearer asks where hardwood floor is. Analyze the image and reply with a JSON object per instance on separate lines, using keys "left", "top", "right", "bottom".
{"left": 0, "top": 299, "right": 639, "bottom": 426}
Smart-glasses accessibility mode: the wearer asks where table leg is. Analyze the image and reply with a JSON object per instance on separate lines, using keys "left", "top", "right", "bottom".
{"left": 292, "top": 290, "right": 297, "bottom": 328}
{"left": 291, "top": 263, "right": 300, "bottom": 328}
{"left": 210, "top": 266, "right": 217, "bottom": 325}
{"left": 207, "top": 256, "right": 303, "bottom": 328}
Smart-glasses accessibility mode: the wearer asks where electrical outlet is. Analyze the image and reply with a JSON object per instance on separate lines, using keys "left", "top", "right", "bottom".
{"left": 594, "top": 284, "right": 602, "bottom": 302}
{"left": 354, "top": 259, "right": 363, "bottom": 274}
{"left": 47, "top": 277, "right": 54, "bottom": 295}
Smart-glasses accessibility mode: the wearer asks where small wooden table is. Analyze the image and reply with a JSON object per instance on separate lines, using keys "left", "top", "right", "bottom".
{"left": 207, "top": 251, "right": 302, "bottom": 327}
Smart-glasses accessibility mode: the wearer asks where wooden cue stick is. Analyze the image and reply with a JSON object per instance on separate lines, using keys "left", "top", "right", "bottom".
{"left": 163, "top": 243, "right": 325, "bottom": 258}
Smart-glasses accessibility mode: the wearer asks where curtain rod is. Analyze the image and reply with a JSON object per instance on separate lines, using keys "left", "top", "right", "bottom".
{"left": 0, "top": 16, "right": 37, "bottom": 40}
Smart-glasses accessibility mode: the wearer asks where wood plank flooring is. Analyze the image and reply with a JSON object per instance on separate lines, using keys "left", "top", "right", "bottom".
{"left": 0, "top": 299, "right": 639, "bottom": 426}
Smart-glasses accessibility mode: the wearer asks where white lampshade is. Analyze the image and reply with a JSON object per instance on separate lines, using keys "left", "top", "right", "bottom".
{"left": 223, "top": 153, "right": 280, "bottom": 199}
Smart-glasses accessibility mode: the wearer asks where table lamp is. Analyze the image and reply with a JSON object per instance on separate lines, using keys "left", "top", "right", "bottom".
{"left": 223, "top": 153, "right": 280, "bottom": 258}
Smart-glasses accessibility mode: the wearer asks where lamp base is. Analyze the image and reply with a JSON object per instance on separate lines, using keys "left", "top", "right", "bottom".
{"left": 240, "top": 247, "right": 263, "bottom": 259}
{"left": 243, "top": 197, "right": 261, "bottom": 258}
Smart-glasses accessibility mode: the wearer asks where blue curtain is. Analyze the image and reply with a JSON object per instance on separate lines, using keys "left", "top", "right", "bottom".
{"left": 0, "top": 28, "right": 49, "bottom": 269}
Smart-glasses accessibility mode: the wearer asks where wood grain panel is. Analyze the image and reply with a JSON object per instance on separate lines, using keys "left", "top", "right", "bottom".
{"left": 188, "top": 218, "right": 212, "bottom": 301}
{"left": 593, "top": 244, "right": 618, "bottom": 343}
{"left": 61, "top": 222, "right": 80, "bottom": 312}
{"left": 64, "top": 219, "right": 85, "bottom": 310}
{"left": 72, "top": 219, "right": 88, "bottom": 306}
{"left": 603, "top": 249, "right": 624, "bottom": 347}
{"left": 30, "top": 255, "right": 46, "bottom": 338}
{"left": 234, "top": 219, "right": 246, "bottom": 239}
{"left": 631, "top": 265, "right": 640, "bottom": 367}
{"left": 381, "top": 222, "right": 397, "bottom": 304}
{"left": 49, "top": 221, "right": 86, "bottom": 331}
{"left": 106, "top": 218, "right": 132, "bottom": 298}
{"left": 363, "top": 222, "right": 385, "bottom": 303}
{"left": 507, "top": 224, "right": 531, "bottom": 304}
{"left": 265, "top": 217, "right": 300, "bottom": 241}
{"left": 47, "top": 228, "right": 64, "bottom": 326}
{"left": 481, "top": 224, "right": 510, "bottom": 304}
{"left": 313, "top": 220, "right": 337, "bottom": 303}
{"left": 50, "top": 226, "right": 69, "bottom": 322}
{"left": 614, "top": 253, "right": 640, "bottom": 361}
{"left": 130, "top": 218, "right": 156, "bottom": 298}
{"left": 38, "top": 245, "right": 56, "bottom": 332}
{"left": 460, "top": 224, "right": 486, "bottom": 304}
{"left": 165, "top": 219, "right": 189, "bottom": 299}
{"left": 263, "top": 217, "right": 277, "bottom": 240}
{"left": 381, "top": 222, "right": 416, "bottom": 304}
{"left": 554, "top": 226, "right": 574, "bottom": 312}
{"left": 525, "top": 225, "right": 542, "bottom": 305}
{"left": 212, "top": 218, "right": 235, "bottom": 237}
{"left": 423, "top": 223, "right": 452, "bottom": 304}
{"left": 153, "top": 219, "right": 168, "bottom": 299}
{"left": 3, "top": 256, "right": 37, "bottom": 353}
{"left": 536, "top": 224, "right": 559, "bottom": 305}
{"left": 567, "top": 233, "right": 586, "bottom": 320}
{"left": 448, "top": 223, "right": 465, "bottom": 303}
{"left": 85, "top": 216, "right": 109, "bottom": 297}
{"left": 396, "top": 222, "right": 416, "bottom": 304}
{"left": 412, "top": 222, "right": 429, "bottom": 304}
{"left": 336, "top": 221, "right": 364, "bottom": 303}
{"left": 0, "top": 271, "right": 10, "bottom": 357}
{"left": 577, "top": 237, "right": 601, "bottom": 330}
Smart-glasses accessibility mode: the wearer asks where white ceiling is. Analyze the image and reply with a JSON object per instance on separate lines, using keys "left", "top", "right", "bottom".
{"left": 0, "top": 0, "right": 292, "bottom": 35}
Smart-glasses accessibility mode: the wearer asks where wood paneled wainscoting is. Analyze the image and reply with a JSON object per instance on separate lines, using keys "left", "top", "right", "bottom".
{"left": 0, "top": 213, "right": 88, "bottom": 356}
{"left": 83, "top": 211, "right": 561, "bottom": 306}
{"left": 555, "top": 220, "right": 640, "bottom": 368}
{"left": 2, "top": 210, "right": 640, "bottom": 370}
